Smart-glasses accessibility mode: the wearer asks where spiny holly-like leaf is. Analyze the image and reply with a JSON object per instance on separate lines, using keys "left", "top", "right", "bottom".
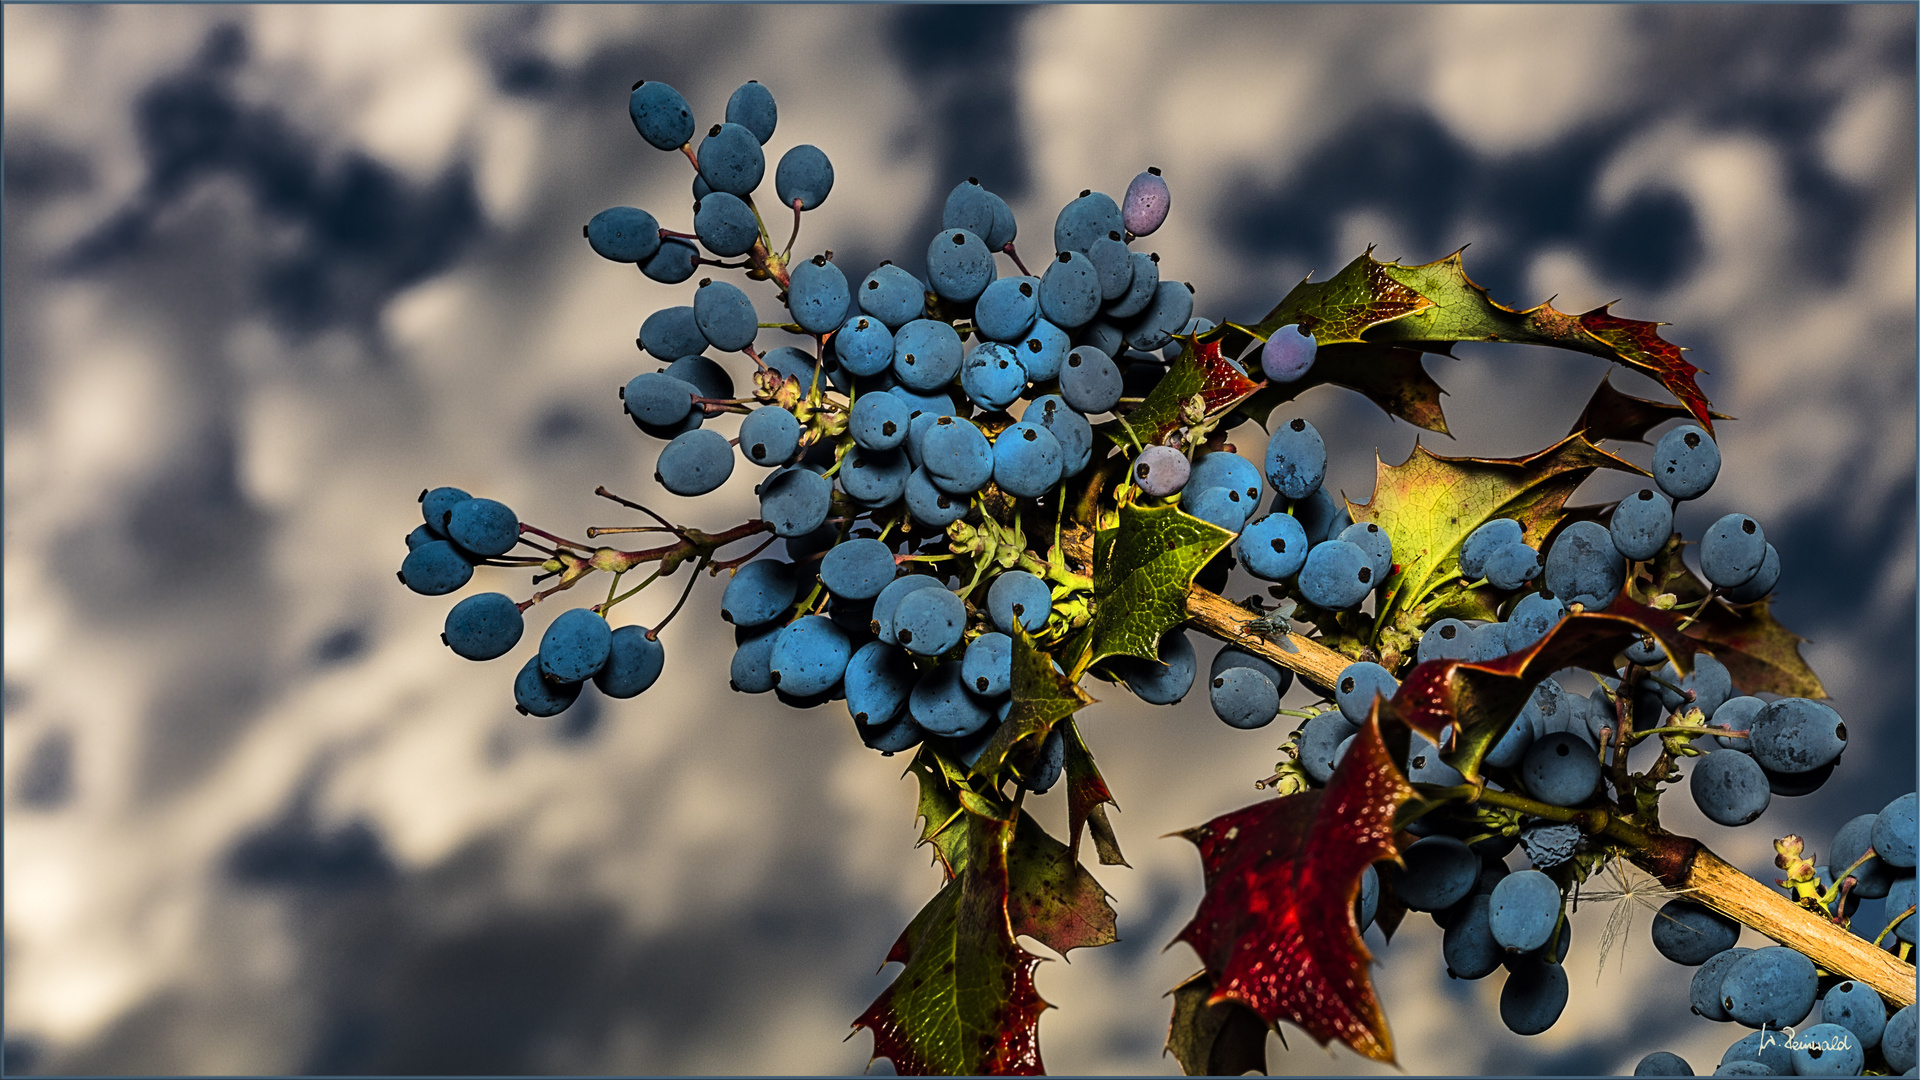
{"left": 1244, "top": 248, "right": 1435, "bottom": 345}
{"left": 1108, "top": 337, "right": 1262, "bottom": 449}
{"left": 1360, "top": 249, "right": 1714, "bottom": 434}
{"left": 1234, "top": 342, "right": 1450, "bottom": 436}
{"left": 855, "top": 809, "right": 1049, "bottom": 1076}
{"left": 1392, "top": 596, "right": 1700, "bottom": 775}
{"left": 909, "top": 749, "right": 970, "bottom": 877}
{"left": 1171, "top": 712, "right": 1415, "bottom": 1064}
{"left": 1079, "top": 501, "right": 1235, "bottom": 669}
{"left": 972, "top": 629, "right": 1095, "bottom": 781}
{"left": 1165, "top": 970, "right": 1274, "bottom": 1076}
{"left": 1646, "top": 536, "right": 1825, "bottom": 698}
{"left": 1063, "top": 718, "right": 1128, "bottom": 867}
{"left": 1571, "top": 373, "right": 1734, "bottom": 445}
{"left": 1351, "top": 434, "right": 1645, "bottom": 658}
{"left": 1006, "top": 810, "right": 1117, "bottom": 957}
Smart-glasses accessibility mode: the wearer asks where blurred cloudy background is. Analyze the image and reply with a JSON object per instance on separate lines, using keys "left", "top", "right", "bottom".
{"left": 4, "top": 4, "right": 1914, "bottom": 1075}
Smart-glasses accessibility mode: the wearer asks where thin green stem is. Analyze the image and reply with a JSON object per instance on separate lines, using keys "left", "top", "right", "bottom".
{"left": 599, "top": 568, "right": 662, "bottom": 613}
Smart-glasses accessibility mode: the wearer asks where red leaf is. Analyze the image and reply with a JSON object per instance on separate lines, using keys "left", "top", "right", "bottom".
{"left": 1570, "top": 373, "right": 1733, "bottom": 445}
{"left": 1188, "top": 337, "right": 1262, "bottom": 416}
{"left": 1575, "top": 305, "right": 1714, "bottom": 435}
{"left": 1171, "top": 713, "right": 1415, "bottom": 1063}
{"left": 1391, "top": 596, "right": 1700, "bottom": 774}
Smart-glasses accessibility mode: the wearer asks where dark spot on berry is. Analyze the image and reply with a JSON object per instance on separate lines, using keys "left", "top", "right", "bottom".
{"left": 1289, "top": 418, "right": 1306, "bottom": 432}
{"left": 1148, "top": 166, "right": 1161, "bottom": 176}
{"left": 898, "top": 629, "right": 913, "bottom": 644}
{"left": 1836, "top": 723, "right": 1847, "bottom": 741}
{"left": 1149, "top": 252, "right": 1160, "bottom": 262}
{"left": 1079, "top": 188, "right": 1091, "bottom": 198}
{"left": 1108, "top": 230, "right": 1121, "bottom": 241}
{"left": 1741, "top": 519, "right": 1756, "bottom": 534}
{"left": 1358, "top": 566, "right": 1372, "bottom": 583}
{"left": 976, "top": 677, "right": 989, "bottom": 691}
{"left": 855, "top": 711, "right": 868, "bottom": 723}
{"left": 1367, "top": 524, "right": 1379, "bottom": 533}
{"left": 1057, "top": 251, "right": 1071, "bottom": 263}
{"left": 751, "top": 443, "right": 765, "bottom": 458}
{"left": 1441, "top": 624, "right": 1457, "bottom": 639}
{"left": 936, "top": 416, "right": 953, "bottom": 426}
{"left": 1011, "top": 603, "right": 1025, "bottom": 615}
{"left": 1019, "top": 282, "right": 1033, "bottom": 297}
{"left": 1023, "top": 428, "right": 1037, "bottom": 441}
{"left": 904, "top": 353, "right": 916, "bottom": 365}
{"left": 708, "top": 124, "right": 722, "bottom": 136}
{"left": 1684, "top": 432, "right": 1701, "bottom": 448}
{"left": 1342, "top": 677, "right": 1355, "bottom": 693}
{"left": 1026, "top": 339, "right": 1042, "bottom": 352}
{"left": 952, "top": 232, "right": 966, "bottom": 245}
{"left": 1271, "top": 538, "right": 1286, "bottom": 552}
{"left": 1069, "top": 355, "right": 1081, "bottom": 367}
{"left": 936, "top": 496, "right": 950, "bottom": 509}
{"left": 867, "top": 280, "right": 879, "bottom": 290}
{"left": 1555, "top": 743, "right": 1570, "bottom": 756}
{"left": 882, "top": 421, "right": 897, "bottom": 436}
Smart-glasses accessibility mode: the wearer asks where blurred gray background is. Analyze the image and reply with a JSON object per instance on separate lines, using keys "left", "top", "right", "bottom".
{"left": 4, "top": 4, "right": 1914, "bottom": 1075}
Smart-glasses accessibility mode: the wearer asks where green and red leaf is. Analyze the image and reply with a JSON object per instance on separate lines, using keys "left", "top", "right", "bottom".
{"left": 1571, "top": 374, "right": 1733, "bottom": 445}
{"left": 1246, "top": 249, "right": 1436, "bottom": 345}
{"left": 1077, "top": 501, "right": 1235, "bottom": 671}
{"left": 1006, "top": 810, "right": 1118, "bottom": 957}
{"left": 971, "top": 629, "right": 1095, "bottom": 782}
{"left": 1391, "top": 596, "right": 1700, "bottom": 775}
{"left": 1165, "top": 970, "right": 1275, "bottom": 1076}
{"left": 1107, "top": 337, "right": 1262, "bottom": 449}
{"left": 1063, "top": 718, "right": 1128, "bottom": 867}
{"left": 856, "top": 809, "right": 1050, "bottom": 1076}
{"left": 1171, "top": 713, "right": 1415, "bottom": 1064}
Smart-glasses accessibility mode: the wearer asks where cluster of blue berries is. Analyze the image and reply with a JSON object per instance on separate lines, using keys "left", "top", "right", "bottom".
{"left": 1635, "top": 793, "right": 1916, "bottom": 1077}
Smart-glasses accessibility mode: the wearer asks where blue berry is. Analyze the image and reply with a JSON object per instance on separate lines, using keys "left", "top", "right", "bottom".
{"left": 893, "top": 586, "right": 967, "bottom": 657}
{"left": 975, "top": 276, "right": 1040, "bottom": 343}
{"left": 1887, "top": 1006, "right": 1918, "bottom": 1074}
{"left": 905, "top": 467, "right": 968, "bottom": 527}
{"left": 696, "top": 121, "right": 765, "bottom": 196}
{"left": 787, "top": 255, "right": 850, "bottom": 334}
{"left": 1691, "top": 749, "right": 1771, "bottom": 826}
{"left": 721, "top": 560, "right": 798, "bottom": 628}
{"left": 1297, "top": 709, "right": 1352, "bottom": 783}
{"left": 1336, "top": 663, "right": 1398, "bottom": 724}
{"left": 1122, "top": 169, "right": 1170, "bottom": 236}
{"left": 1039, "top": 250, "right": 1101, "bottom": 329}
{"left": 963, "top": 632, "right": 1013, "bottom": 696}
{"left": 1338, "top": 521, "right": 1393, "bottom": 584}
{"left": 1016, "top": 319, "right": 1070, "bottom": 382}
{"left": 1443, "top": 895, "right": 1503, "bottom": 979}
{"left": 665, "top": 355, "right": 732, "bottom": 400}
{"left": 1054, "top": 190, "right": 1122, "bottom": 254}
{"left": 774, "top": 144, "right": 834, "bottom": 210}
{"left": 1721, "top": 947, "right": 1818, "bottom": 1030}
{"left": 982, "top": 189, "right": 1017, "bottom": 250}
{"left": 406, "top": 525, "right": 435, "bottom": 550}
{"left": 1721, "top": 1028, "right": 1795, "bottom": 1076}
{"left": 962, "top": 341, "right": 1028, "bottom": 409}
{"left": 893, "top": 318, "right": 965, "bottom": 391}
{"left": 1123, "top": 279, "right": 1194, "bottom": 353}
{"left": 443, "top": 592, "right": 524, "bottom": 661}
{"left": 833, "top": 315, "right": 894, "bottom": 377}
{"left": 595, "top": 625, "right": 665, "bottom": 698}
{"left": 1489, "top": 869, "right": 1562, "bottom": 953}
{"left": 587, "top": 206, "right": 661, "bottom": 264}
{"left": 1505, "top": 591, "right": 1567, "bottom": 654}
{"left": 1654, "top": 424, "right": 1720, "bottom": 500}
{"left": 1521, "top": 732, "right": 1601, "bottom": 805}
{"left": 1460, "top": 519, "right": 1523, "bottom": 580}
{"left": 987, "top": 570, "right": 1051, "bottom": 635}
{"left": 770, "top": 614, "right": 852, "bottom": 697}
{"left": 1499, "top": 956, "right": 1568, "bottom": 1036}
{"left": 514, "top": 654, "right": 582, "bottom": 716}
{"left": 921, "top": 416, "right": 995, "bottom": 496}
{"left": 1237, "top": 512, "right": 1309, "bottom": 581}
{"left": 1722, "top": 544, "right": 1781, "bottom": 604}
{"left": 858, "top": 264, "right": 927, "bottom": 329}
{"left": 821, "top": 538, "right": 897, "bottom": 601}
{"left": 1701, "top": 513, "right": 1766, "bottom": 588}
{"left": 1650, "top": 899, "right": 1740, "bottom": 965}
{"left": 1116, "top": 629, "right": 1195, "bottom": 705}
{"left": 400, "top": 540, "right": 475, "bottom": 596}
{"left": 724, "top": 80, "right": 776, "bottom": 143}
{"left": 909, "top": 662, "right": 991, "bottom": 738}
{"left": 873, "top": 575, "right": 947, "bottom": 646}
{"left": 1632, "top": 1052, "right": 1692, "bottom": 1077}
{"left": 1822, "top": 981, "right": 1888, "bottom": 1051}
{"left": 693, "top": 278, "right": 758, "bottom": 352}
{"left": 656, "top": 428, "right": 734, "bottom": 495}
{"left": 420, "top": 486, "right": 471, "bottom": 535}
{"left": 693, "top": 191, "right": 758, "bottom": 257}
{"left": 1086, "top": 235, "right": 1133, "bottom": 302}
{"left": 1396, "top": 836, "right": 1478, "bottom": 911}
{"left": 1543, "top": 520, "right": 1625, "bottom": 608}
{"left": 540, "top": 608, "right": 612, "bottom": 683}
{"left": 1483, "top": 543, "right": 1540, "bottom": 590}
{"left": 1105, "top": 251, "right": 1159, "bottom": 319}
{"left": 1789, "top": 1023, "right": 1863, "bottom": 1077}
{"left": 926, "top": 228, "right": 996, "bottom": 303}
{"left": 729, "top": 622, "right": 782, "bottom": 693}
{"left": 1059, "top": 346, "right": 1123, "bottom": 414}
{"left": 1750, "top": 698, "right": 1847, "bottom": 775}
{"left": 1830, "top": 813, "right": 1894, "bottom": 899}
{"left": 846, "top": 641, "right": 915, "bottom": 727}
{"left": 640, "top": 238, "right": 700, "bottom": 284}
{"left": 1264, "top": 416, "right": 1326, "bottom": 501}
{"left": 993, "top": 422, "right": 1063, "bottom": 498}
{"left": 850, "top": 392, "right": 910, "bottom": 452}
{"left": 1027, "top": 395, "right": 1092, "bottom": 477}
{"left": 1610, "top": 488, "right": 1673, "bottom": 561}
{"left": 1209, "top": 666, "right": 1279, "bottom": 729}
{"left": 1299, "top": 539, "right": 1375, "bottom": 609}
{"left": 1132, "top": 445, "right": 1190, "bottom": 498}
{"left": 448, "top": 497, "right": 519, "bottom": 557}
{"left": 1023, "top": 726, "right": 1065, "bottom": 793}
{"left": 1874, "top": 792, "right": 1918, "bottom": 869}
{"left": 942, "top": 179, "right": 996, "bottom": 240}
{"left": 1690, "top": 946, "right": 1752, "bottom": 1021}
{"left": 758, "top": 466, "right": 832, "bottom": 537}
{"left": 739, "top": 407, "right": 801, "bottom": 467}
{"left": 1261, "top": 325, "right": 1317, "bottom": 383}
{"left": 628, "top": 81, "right": 694, "bottom": 150}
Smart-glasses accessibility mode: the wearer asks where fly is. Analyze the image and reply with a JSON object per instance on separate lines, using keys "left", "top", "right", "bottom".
{"left": 1238, "top": 597, "right": 1300, "bottom": 653}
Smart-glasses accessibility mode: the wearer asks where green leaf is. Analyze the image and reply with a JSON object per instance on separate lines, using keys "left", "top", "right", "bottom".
{"left": 854, "top": 810, "right": 1050, "bottom": 1076}
{"left": 1063, "top": 718, "right": 1128, "bottom": 867}
{"left": 1006, "top": 810, "right": 1117, "bottom": 956}
{"left": 1350, "top": 434, "right": 1644, "bottom": 662}
{"left": 1103, "top": 338, "right": 1262, "bottom": 449}
{"left": 909, "top": 749, "right": 970, "bottom": 877}
{"left": 1165, "top": 970, "right": 1274, "bottom": 1076}
{"left": 971, "top": 630, "right": 1096, "bottom": 781}
{"left": 1241, "top": 248, "right": 1435, "bottom": 345}
{"left": 1078, "top": 501, "right": 1235, "bottom": 670}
